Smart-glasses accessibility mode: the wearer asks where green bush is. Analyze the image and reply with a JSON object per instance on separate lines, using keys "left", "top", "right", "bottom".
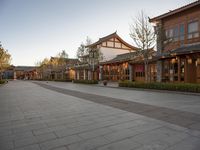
{"left": 73, "top": 80, "right": 98, "bottom": 84}
{"left": 53, "top": 79, "right": 72, "bottom": 82}
{"left": 118, "top": 81, "right": 200, "bottom": 93}
{"left": 0, "top": 80, "right": 6, "bottom": 84}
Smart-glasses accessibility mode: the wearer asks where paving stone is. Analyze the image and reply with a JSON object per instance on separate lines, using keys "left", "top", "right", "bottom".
{"left": 0, "top": 140, "right": 14, "bottom": 150}
{"left": 134, "top": 140, "right": 169, "bottom": 150}
{"left": 167, "top": 136, "right": 200, "bottom": 150}
{"left": 14, "top": 144, "right": 40, "bottom": 150}
{"left": 130, "top": 126, "right": 189, "bottom": 146}
{"left": 78, "top": 127, "right": 114, "bottom": 140}
{"left": 97, "top": 138, "right": 141, "bottom": 150}
{"left": 67, "top": 136, "right": 109, "bottom": 150}
{"left": 103, "top": 128, "right": 140, "bottom": 142}
{"left": 53, "top": 147, "right": 68, "bottom": 150}
{"left": 189, "top": 122, "right": 200, "bottom": 130}
{"left": 39, "top": 135, "right": 82, "bottom": 150}
{"left": 35, "top": 132, "right": 57, "bottom": 143}
{"left": 14, "top": 136, "right": 37, "bottom": 148}
{"left": 33, "top": 127, "right": 52, "bottom": 135}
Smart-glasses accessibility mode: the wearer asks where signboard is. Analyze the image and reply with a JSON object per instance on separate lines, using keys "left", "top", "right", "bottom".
{"left": 135, "top": 65, "right": 144, "bottom": 72}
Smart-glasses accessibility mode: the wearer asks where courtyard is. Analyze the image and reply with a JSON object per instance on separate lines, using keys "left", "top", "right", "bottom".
{"left": 0, "top": 80, "right": 200, "bottom": 150}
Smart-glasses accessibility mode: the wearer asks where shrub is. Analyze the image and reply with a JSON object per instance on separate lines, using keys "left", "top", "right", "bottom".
{"left": 53, "top": 79, "right": 72, "bottom": 82}
{"left": 73, "top": 80, "right": 98, "bottom": 84}
{"left": 0, "top": 80, "right": 6, "bottom": 84}
{"left": 118, "top": 81, "right": 200, "bottom": 93}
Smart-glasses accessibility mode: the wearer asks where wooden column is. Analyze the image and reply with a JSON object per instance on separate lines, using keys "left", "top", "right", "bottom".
{"left": 185, "top": 59, "right": 188, "bottom": 83}
{"left": 178, "top": 57, "right": 181, "bottom": 82}
{"left": 128, "top": 64, "right": 133, "bottom": 81}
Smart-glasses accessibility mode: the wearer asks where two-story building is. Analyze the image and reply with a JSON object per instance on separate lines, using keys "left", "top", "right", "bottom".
{"left": 73, "top": 32, "right": 138, "bottom": 81}
{"left": 150, "top": 0, "right": 200, "bottom": 83}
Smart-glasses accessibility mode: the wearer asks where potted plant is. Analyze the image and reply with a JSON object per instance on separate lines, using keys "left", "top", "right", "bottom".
{"left": 103, "top": 80, "right": 107, "bottom": 86}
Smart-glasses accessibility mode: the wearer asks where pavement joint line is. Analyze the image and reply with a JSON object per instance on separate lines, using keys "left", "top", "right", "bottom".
{"left": 33, "top": 81, "right": 200, "bottom": 131}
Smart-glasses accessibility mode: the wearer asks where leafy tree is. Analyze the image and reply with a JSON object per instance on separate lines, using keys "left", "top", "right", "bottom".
{"left": 130, "top": 11, "right": 155, "bottom": 82}
{"left": 0, "top": 43, "right": 11, "bottom": 80}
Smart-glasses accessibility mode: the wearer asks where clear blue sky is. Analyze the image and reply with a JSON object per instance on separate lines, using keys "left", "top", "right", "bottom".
{"left": 0, "top": 0, "right": 195, "bottom": 66}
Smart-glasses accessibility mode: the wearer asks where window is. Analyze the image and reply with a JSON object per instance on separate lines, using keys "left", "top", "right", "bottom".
{"left": 165, "top": 26, "right": 180, "bottom": 42}
{"left": 188, "top": 21, "right": 199, "bottom": 39}
{"left": 173, "top": 26, "right": 179, "bottom": 41}
{"left": 179, "top": 24, "right": 185, "bottom": 41}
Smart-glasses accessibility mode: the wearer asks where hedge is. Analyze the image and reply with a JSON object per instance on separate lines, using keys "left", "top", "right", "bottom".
{"left": 0, "top": 80, "right": 6, "bottom": 84}
{"left": 35, "top": 79, "right": 72, "bottom": 82}
{"left": 118, "top": 80, "right": 200, "bottom": 93}
{"left": 73, "top": 80, "right": 98, "bottom": 84}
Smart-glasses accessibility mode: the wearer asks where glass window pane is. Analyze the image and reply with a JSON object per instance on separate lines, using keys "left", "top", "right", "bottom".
{"left": 180, "top": 24, "right": 184, "bottom": 35}
{"left": 188, "top": 21, "right": 198, "bottom": 33}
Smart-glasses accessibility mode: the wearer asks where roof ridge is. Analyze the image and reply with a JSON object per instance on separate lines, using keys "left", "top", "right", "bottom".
{"left": 150, "top": 0, "right": 200, "bottom": 22}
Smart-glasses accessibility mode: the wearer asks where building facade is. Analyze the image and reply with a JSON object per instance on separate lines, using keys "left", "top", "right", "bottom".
{"left": 74, "top": 32, "right": 138, "bottom": 81}
{"left": 100, "top": 50, "right": 157, "bottom": 82}
{"left": 150, "top": 1, "right": 200, "bottom": 83}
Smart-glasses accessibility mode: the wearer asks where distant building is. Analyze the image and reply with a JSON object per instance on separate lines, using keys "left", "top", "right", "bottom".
{"left": 2, "top": 65, "right": 15, "bottom": 80}
{"left": 38, "top": 57, "right": 80, "bottom": 81}
{"left": 150, "top": 0, "right": 200, "bottom": 83}
{"left": 14, "top": 66, "right": 37, "bottom": 80}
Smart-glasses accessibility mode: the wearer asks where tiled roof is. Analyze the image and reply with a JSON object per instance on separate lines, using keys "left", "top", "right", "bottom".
{"left": 171, "top": 43, "right": 200, "bottom": 54}
{"left": 158, "top": 43, "right": 200, "bottom": 58}
{"left": 100, "top": 49, "right": 156, "bottom": 65}
{"left": 50, "top": 57, "right": 80, "bottom": 65}
{"left": 86, "top": 32, "right": 138, "bottom": 50}
{"left": 15, "top": 66, "right": 37, "bottom": 71}
{"left": 150, "top": 0, "right": 200, "bottom": 22}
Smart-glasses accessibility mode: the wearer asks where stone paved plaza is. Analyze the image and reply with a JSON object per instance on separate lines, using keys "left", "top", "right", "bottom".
{"left": 0, "top": 81, "right": 200, "bottom": 150}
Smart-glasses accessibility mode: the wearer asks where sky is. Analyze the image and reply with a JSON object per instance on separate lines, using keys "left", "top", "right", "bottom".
{"left": 0, "top": 0, "right": 196, "bottom": 66}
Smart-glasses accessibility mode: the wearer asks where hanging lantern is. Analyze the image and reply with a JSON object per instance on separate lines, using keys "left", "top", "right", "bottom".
{"left": 197, "top": 58, "right": 200, "bottom": 65}
{"left": 187, "top": 58, "right": 192, "bottom": 64}
{"left": 171, "top": 58, "right": 176, "bottom": 64}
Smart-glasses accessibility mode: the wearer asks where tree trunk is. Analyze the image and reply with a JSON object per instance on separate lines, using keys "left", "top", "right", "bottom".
{"left": 144, "top": 60, "right": 149, "bottom": 83}
{"left": 0, "top": 71, "right": 2, "bottom": 80}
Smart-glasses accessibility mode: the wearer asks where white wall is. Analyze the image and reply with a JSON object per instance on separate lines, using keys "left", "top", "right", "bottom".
{"left": 100, "top": 47, "right": 131, "bottom": 62}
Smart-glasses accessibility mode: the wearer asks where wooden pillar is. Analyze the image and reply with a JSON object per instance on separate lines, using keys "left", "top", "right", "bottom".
{"left": 77, "top": 70, "right": 80, "bottom": 80}
{"left": 128, "top": 64, "right": 132, "bottom": 81}
{"left": 109, "top": 65, "right": 111, "bottom": 81}
{"left": 83, "top": 69, "right": 86, "bottom": 80}
{"left": 178, "top": 57, "right": 181, "bottom": 82}
{"left": 185, "top": 58, "right": 188, "bottom": 83}
{"left": 99, "top": 66, "right": 102, "bottom": 81}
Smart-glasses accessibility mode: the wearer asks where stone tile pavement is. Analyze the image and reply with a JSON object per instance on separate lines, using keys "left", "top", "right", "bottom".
{"left": 0, "top": 80, "right": 200, "bottom": 150}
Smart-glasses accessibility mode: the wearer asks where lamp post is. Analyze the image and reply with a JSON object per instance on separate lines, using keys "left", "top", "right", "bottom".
{"left": 90, "top": 50, "right": 95, "bottom": 80}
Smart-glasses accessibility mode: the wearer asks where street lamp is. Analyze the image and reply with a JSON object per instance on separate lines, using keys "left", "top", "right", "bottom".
{"left": 89, "top": 50, "right": 95, "bottom": 80}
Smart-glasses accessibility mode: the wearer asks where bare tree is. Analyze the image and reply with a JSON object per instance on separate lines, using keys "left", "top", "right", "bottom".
{"left": 76, "top": 36, "right": 92, "bottom": 61}
{"left": 76, "top": 43, "right": 85, "bottom": 60}
{"left": 130, "top": 11, "right": 155, "bottom": 82}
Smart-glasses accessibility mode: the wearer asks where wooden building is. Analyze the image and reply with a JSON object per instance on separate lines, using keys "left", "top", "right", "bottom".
{"left": 74, "top": 32, "right": 138, "bottom": 80}
{"left": 100, "top": 49, "right": 157, "bottom": 82}
{"left": 44, "top": 57, "right": 79, "bottom": 81}
{"left": 14, "top": 66, "right": 37, "bottom": 80}
{"left": 150, "top": 0, "right": 200, "bottom": 83}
